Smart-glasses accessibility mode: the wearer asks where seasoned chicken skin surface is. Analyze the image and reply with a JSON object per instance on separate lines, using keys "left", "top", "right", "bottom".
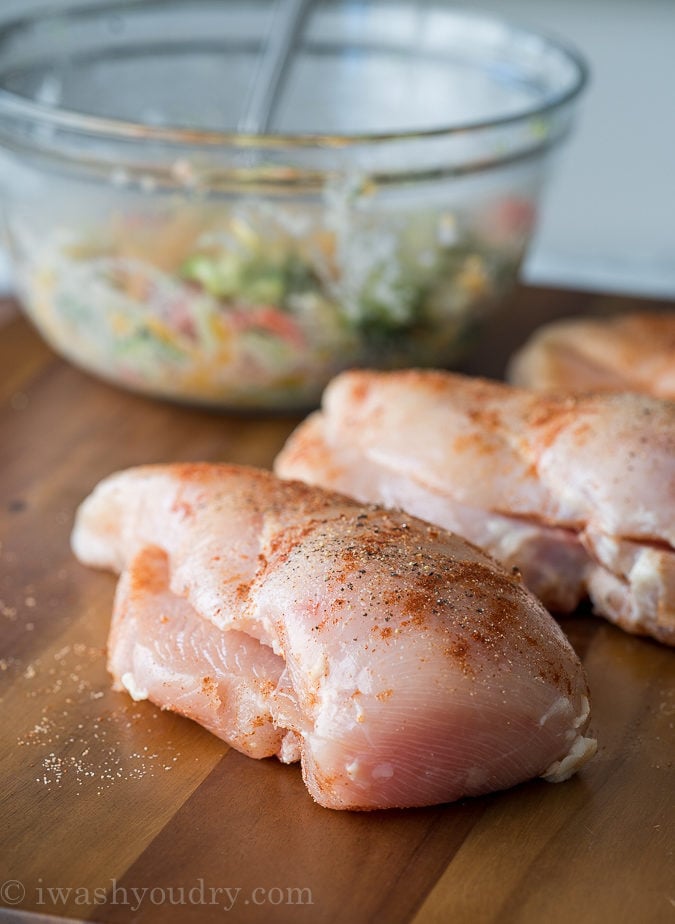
{"left": 508, "top": 312, "right": 675, "bottom": 398}
{"left": 275, "top": 370, "right": 675, "bottom": 646}
{"left": 72, "top": 463, "right": 595, "bottom": 810}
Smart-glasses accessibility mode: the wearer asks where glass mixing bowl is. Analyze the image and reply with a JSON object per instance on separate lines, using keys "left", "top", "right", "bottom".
{"left": 0, "top": 0, "right": 587, "bottom": 410}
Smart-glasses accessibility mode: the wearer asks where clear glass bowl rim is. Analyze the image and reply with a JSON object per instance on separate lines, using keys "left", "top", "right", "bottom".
{"left": 0, "top": 0, "right": 589, "bottom": 150}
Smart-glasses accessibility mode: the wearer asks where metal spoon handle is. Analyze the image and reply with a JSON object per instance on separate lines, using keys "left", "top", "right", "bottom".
{"left": 238, "top": 0, "right": 314, "bottom": 135}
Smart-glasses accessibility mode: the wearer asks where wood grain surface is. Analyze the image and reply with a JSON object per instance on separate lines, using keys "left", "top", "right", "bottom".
{"left": 0, "top": 287, "right": 673, "bottom": 924}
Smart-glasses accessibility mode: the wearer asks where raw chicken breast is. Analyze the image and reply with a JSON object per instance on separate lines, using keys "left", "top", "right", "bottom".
{"left": 72, "top": 463, "right": 595, "bottom": 810}
{"left": 508, "top": 312, "right": 675, "bottom": 398}
{"left": 275, "top": 370, "right": 675, "bottom": 646}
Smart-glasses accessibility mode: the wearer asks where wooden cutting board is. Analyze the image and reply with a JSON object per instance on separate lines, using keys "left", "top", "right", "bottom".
{"left": 1, "top": 286, "right": 673, "bottom": 924}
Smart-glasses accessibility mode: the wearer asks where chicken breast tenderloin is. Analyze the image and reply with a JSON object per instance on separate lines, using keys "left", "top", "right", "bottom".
{"left": 72, "top": 463, "right": 595, "bottom": 810}
{"left": 275, "top": 370, "right": 675, "bottom": 646}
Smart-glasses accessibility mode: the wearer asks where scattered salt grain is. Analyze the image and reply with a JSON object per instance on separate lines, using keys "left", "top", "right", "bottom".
{"left": 0, "top": 602, "right": 17, "bottom": 620}
{"left": 15, "top": 639, "right": 184, "bottom": 793}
